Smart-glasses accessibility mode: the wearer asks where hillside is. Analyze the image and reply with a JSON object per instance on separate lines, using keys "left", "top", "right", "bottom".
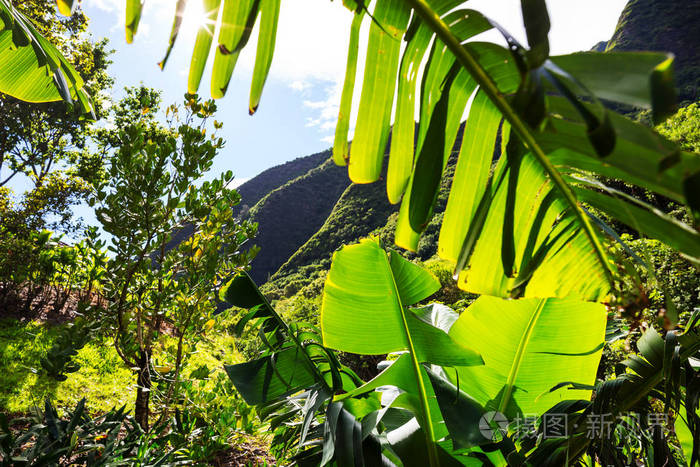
{"left": 233, "top": 150, "right": 332, "bottom": 217}
{"left": 268, "top": 163, "right": 398, "bottom": 294}
{"left": 244, "top": 156, "right": 350, "bottom": 283}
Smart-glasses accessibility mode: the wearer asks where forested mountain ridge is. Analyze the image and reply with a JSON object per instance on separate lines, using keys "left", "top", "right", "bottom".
{"left": 242, "top": 155, "right": 350, "bottom": 283}
{"left": 232, "top": 0, "right": 699, "bottom": 292}
{"left": 233, "top": 149, "right": 333, "bottom": 217}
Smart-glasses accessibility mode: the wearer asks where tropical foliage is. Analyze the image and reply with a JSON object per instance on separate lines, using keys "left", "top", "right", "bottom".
{"left": 1, "top": 0, "right": 700, "bottom": 466}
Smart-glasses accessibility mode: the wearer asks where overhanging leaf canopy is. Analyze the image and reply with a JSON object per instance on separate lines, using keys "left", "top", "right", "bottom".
{"left": 0, "top": 0, "right": 93, "bottom": 115}
{"left": 327, "top": 0, "right": 698, "bottom": 302}
{"left": 117, "top": 0, "right": 699, "bottom": 301}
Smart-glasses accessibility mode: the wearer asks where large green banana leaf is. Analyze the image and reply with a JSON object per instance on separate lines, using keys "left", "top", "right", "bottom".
{"left": 448, "top": 296, "right": 606, "bottom": 417}
{"left": 321, "top": 238, "right": 483, "bottom": 463}
{"left": 0, "top": 0, "right": 92, "bottom": 114}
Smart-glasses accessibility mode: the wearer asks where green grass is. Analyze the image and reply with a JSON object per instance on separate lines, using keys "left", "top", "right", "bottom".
{"left": 0, "top": 319, "right": 133, "bottom": 414}
{"left": 0, "top": 316, "right": 247, "bottom": 416}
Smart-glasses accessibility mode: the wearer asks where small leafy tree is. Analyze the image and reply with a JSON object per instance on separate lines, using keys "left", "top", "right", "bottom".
{"left": 91, "top": 88, "right": 256, "bottom": 430}
{"left": 0, "top": 0, "right": 112, "bottom": 317}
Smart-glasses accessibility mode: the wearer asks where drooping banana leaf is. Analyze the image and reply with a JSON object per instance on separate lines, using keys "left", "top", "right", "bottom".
{"left": 0, "top": 0, "right": 92, "bottom": 115}
{"left": 329, "top": 0, "right": 698, "bottom": 302}
{"left": 150, "top": 0, "right": 281, "bottom": 112}
{"left": 348, "top": 0, "right": 411, "bottom": 183}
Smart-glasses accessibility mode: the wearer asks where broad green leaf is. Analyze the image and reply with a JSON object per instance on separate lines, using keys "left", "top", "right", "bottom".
{"left": 0, "top": 3, "right": 91, "bottom": 114}
{"left": 0, "top": 24, "right": 61, "bottom": 102}
{"left": 210, "top": 0, "right": 257, "bottom": 99}
{"left": 332, "top": 9, "right": 364, "bottom": 166}
{"left": 386, "top": 418, "right": 469, "bottom": 467}
{"left": 158, "top": 0, "right": 188, "bottom": 70}
{"left": 541, "top": 96, "right": 700, "bottom": 214}
{"left": 248, "top": 0, "right": 280, "bottom": 114}
{"left": 448, "top": 296, "right": 606, "bottom": 416}
{"left": 125, "top": 0, "right": 143, "bottom": 44}
{"left": 550, "top": 51, "right": 676, "bottom": 122}
{"left": 322, "top": 239, "right": 480, "bottom": 365}
{"left": 456, "top": 146, "right": 610, "bottom": 301}
{"left": 224, "top": 347, "right": 317, "bottom": 405}
{"left": 572, "top": 181, "right": 700, "bottom": 263}
{"left": 188, "top": 0, "right": 221, "bottom": 94}
{"left": 462, "top": 42, "right": 521, "bottom": 94}
{"left": 439, "top": 90, "right": 501, "bottom": 262}
{"left": 410, "top": 303, "right": 459, "bottom": 333}
{"left": 348, "top": 0, "right": 410, "bottom": 183}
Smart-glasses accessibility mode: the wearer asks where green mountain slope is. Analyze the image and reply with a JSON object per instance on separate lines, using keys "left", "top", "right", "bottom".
{"left": 269, "top": 168, "right": 398, "bottom": 291}
{"left": 245, "top": 157, "right": 350, "bottom": 283}
{"left": 234, "top": 150, "right": 331, "bottom": 217}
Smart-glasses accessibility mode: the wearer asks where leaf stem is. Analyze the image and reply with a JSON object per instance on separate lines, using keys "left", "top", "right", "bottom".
{"left": 406, "top": 0, "right": 613, "bottom": 285}
{"left": 384, "top": 253, "right": 440, "bottom": 467}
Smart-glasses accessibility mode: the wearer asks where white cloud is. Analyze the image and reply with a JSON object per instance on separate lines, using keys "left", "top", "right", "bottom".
{"left": 289, "top": 80, "right": 312, "bottom": 93}
{"left": 301, "top": 81, "right": 343, "bottom": 141}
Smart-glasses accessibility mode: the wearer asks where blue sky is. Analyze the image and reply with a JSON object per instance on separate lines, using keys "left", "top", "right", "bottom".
{"left": 81, "top": 0, "right": 628, "bottom": 186}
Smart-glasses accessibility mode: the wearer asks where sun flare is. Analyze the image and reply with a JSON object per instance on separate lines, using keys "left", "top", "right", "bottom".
{"left": 179, "top": 0, "right": 210, "bottom": 38}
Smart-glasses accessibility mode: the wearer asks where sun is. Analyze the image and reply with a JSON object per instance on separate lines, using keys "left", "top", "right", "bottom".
{"left": 179, "top": 0, "right": 212, "bottom": 39}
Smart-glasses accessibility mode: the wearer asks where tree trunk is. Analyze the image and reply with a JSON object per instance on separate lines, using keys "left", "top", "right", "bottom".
{"left": 134, "top": 349, "right": 151, "bottom": 431}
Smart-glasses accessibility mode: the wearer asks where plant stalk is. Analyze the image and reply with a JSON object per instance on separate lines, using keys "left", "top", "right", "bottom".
{"left": 384, "top": 254, "right": 440, "bottom": 467}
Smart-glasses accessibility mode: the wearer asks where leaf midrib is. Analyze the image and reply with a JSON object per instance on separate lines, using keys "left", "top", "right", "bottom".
{"left": 383, "top": 251, "right": 440, "bottom": 467}
{"left": 497, "top": 298, "right": 548, "bottom": 415}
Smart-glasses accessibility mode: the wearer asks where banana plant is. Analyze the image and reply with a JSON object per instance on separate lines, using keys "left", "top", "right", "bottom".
{"left": 318, "top": 239, "right": 608, "bottom": 466}
{"left": 0, "top": 0, "right": 93, "bottom": 115}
